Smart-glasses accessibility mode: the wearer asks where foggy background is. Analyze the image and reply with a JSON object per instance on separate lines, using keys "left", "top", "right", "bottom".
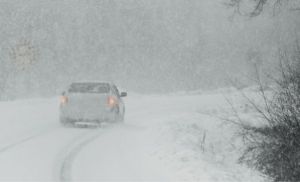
{"left": 0, "top": 0, "right": 299, "bottom": 99}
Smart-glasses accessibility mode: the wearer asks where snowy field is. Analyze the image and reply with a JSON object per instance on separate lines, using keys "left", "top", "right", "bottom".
{"left": 0, "top": 89, "right": 266, "bottom": 181}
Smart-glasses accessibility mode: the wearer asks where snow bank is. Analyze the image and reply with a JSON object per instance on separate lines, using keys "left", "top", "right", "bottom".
{"left": 126, "top": 89, "right": 267, "bottom": 181}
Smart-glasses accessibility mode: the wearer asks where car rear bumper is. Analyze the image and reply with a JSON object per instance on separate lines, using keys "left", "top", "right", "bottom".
{"left": 60, "top": 116, "right": 115, "bottom": 123}
{"left": 60, "top": 106, "right": 117, "bottom": 123}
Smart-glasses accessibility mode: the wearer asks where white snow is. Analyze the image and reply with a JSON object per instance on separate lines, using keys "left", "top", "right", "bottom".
{"left": 0, "top": 89, "right": 266, "bottom": 181}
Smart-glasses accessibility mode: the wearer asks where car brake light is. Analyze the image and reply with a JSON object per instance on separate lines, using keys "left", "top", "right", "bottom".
{"left": 107, "top": 96, "right": 117, "bottom": 107}
{"left": 60, "top": 96, "right": 68, "bottom": 105}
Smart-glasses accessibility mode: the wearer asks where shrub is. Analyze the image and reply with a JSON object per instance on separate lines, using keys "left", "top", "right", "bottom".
{"left": 237, "top": 48, "right": 300, "bottom": 181}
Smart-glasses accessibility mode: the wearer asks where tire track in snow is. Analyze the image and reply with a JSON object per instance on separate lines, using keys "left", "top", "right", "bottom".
{"left": 57, "top": 125, "right": 114, "bottom": 182}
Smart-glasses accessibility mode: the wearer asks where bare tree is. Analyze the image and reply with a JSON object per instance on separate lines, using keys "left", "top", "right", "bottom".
{"left": 225, "top": 0, "right": 300, "bottom": 17}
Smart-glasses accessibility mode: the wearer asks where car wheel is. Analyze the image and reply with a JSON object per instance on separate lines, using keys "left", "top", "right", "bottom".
{"left": 122, "top": 108, "right": 125, "bottom": 122}
{"left": 119, "top": 114, "right": 125, "bottom": 122}
{"left": 60, "top": 117, "right": 72, "bottom": 127}
{"left": 113, "top": 106, "right": 123, "bottom": 123}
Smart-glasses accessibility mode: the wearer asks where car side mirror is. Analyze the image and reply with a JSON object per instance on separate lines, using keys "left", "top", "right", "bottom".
{"left": 120, "top": 92, "right": 127, "bottom": 97}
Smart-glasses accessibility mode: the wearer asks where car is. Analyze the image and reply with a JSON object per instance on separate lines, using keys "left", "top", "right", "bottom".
{"left": 59, "top": 82, "right": 127, "bottom": 127}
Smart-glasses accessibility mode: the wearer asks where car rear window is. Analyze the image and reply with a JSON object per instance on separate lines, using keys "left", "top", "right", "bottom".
{"left": 68, "top": 83, "right": 109, "bottom": 93}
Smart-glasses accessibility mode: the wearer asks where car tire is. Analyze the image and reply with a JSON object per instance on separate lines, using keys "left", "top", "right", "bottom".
{"left": 60, "top": 117, "right": 71, "bottom": 127}
{"left": 119, "top": 114, "right": 125, "bottom": 123}
{"left": 113, "top": 106, "right": 123, "bottom": 123}
{"left": 119, "top": 107, "right": 125, "bottom": 123}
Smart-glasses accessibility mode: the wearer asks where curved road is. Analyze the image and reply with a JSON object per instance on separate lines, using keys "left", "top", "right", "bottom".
{"left": 0, "top": 95, "right": 183, "bottom": 181}
{"left": 0, "top": 93, "right": 262, "bottom": 181}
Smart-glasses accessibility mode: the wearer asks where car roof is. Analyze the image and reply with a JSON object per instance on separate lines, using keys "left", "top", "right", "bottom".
{"left": 71, "top": 81, "right": 114, "bottom": 86}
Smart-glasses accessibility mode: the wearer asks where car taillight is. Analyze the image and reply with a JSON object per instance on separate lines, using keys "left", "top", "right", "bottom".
{"left": 107, "top": 96, "right": 117, "bottom": 107}
{"left": 60, "top": 96, "right": 68, "bottom": 105}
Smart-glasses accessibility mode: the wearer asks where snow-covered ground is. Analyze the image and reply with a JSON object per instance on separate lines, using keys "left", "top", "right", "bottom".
{"left": 0, "top": 89, "right": 266, "bottom": 181}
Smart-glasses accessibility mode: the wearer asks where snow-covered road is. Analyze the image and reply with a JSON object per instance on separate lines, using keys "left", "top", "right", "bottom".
{"left": 0, "top": 91, "right": 264, "bottom": 181}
